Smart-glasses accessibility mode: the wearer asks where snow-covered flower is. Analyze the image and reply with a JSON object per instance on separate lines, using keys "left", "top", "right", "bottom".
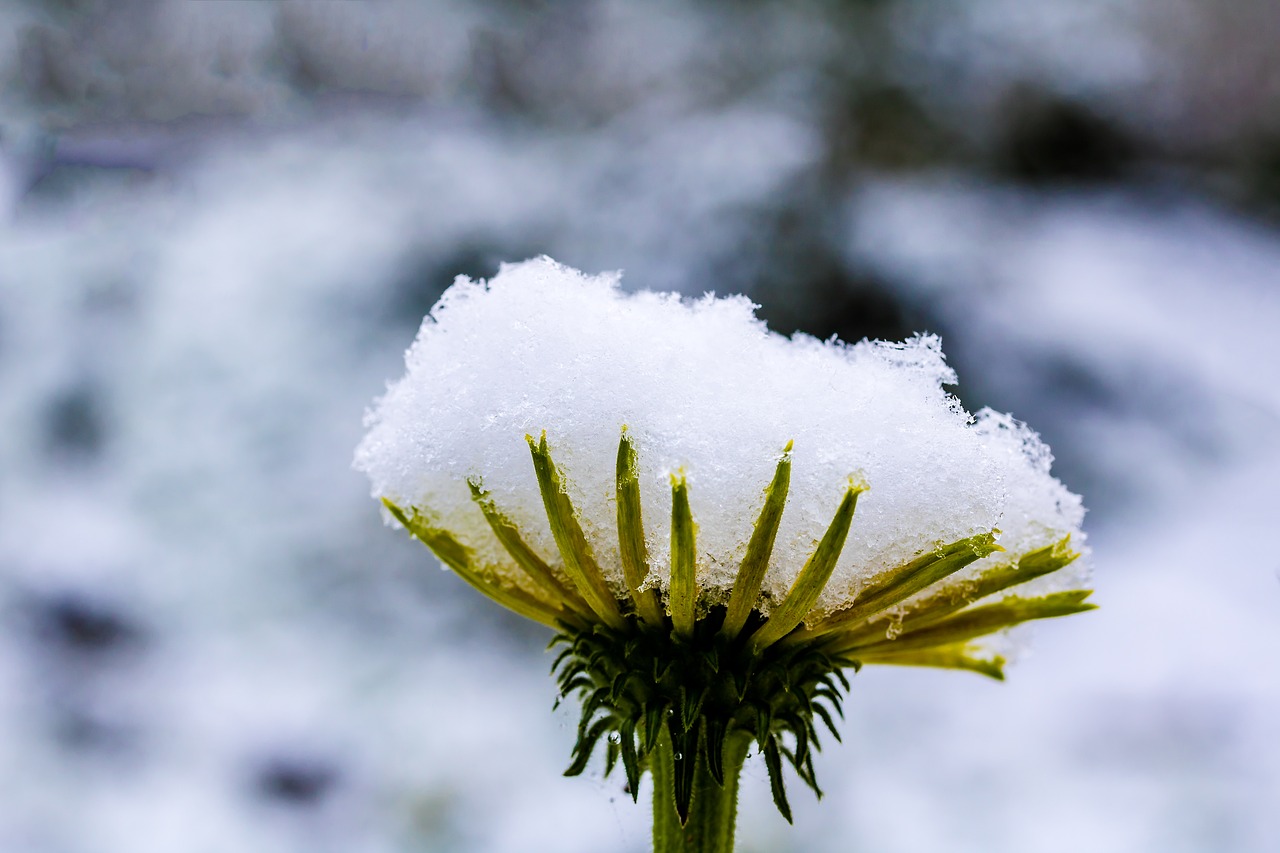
{"left": 354, "top": 257, "right": 1092, "bottom": 844}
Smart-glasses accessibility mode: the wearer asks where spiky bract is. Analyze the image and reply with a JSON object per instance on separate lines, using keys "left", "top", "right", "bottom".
{"left": 553, "top": 606, "right": 849, "bottom": 821}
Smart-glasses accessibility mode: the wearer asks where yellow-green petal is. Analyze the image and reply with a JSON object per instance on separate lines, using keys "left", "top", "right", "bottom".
{"left": 528, "top": 432, "right": 626, "bottom": 630}
{"left": 615, "top": 428, "right": 665, "bottom": 627}
{"left": 382, "top": 497, "right": 572, "bottom": 630}
{"left": 669, "top": 473, "right": 698, "bottom": 638}
{"left": 827, "top": 535, "right": 1081, "bottom": 646}
{"left": 721, "top": 441, "right": 793, "bottom": 639}
{"left": 846, "top": 642, "right": 1006, "bottom": 680}
{"left": 792, "top": 531, "right": 1002, "bottom": 645}
{"left": 468, "top": 478, "right": 592, "bottom": 616}
{"left": 749, "top": 480, "right": 865, "bottom": 652}
{"left": 834, "top": 590, "right": 1096, "bottom": 657}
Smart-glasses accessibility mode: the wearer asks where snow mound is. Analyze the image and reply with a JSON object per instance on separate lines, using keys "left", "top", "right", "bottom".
{"left": 355, "top": 257, "right": 1086, "bottom": 613}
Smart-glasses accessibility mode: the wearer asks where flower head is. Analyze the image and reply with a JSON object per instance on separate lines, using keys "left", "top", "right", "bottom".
{"left": 355, "top": 257, "right": 1092, "bottom": 824}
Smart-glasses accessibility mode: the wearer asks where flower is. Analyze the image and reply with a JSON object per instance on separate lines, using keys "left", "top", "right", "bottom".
{"left": 355, "top": 257, "right": 1092, "bottom": 831}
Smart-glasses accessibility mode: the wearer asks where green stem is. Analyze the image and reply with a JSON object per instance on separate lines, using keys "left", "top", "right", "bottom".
{"left": 651, "top": 724, "right": 752, "bottom": 853}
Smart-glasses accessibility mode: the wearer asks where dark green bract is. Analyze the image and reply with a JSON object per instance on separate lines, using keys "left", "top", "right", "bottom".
{"left": 553, "top": 606, "right": 852, "bottom": 824}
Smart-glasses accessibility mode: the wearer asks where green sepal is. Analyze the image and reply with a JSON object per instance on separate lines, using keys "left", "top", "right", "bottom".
{"left": 792, "top": 744, "right": 822, "bottom": 799}
{"left": 672, "top": 722, "right": 700, "bottom": 824}
{"left": 528, "top": 432, "right": 626, "bottom": 630}
{"left": 605, "top": 739, "right": 620, "bottom": 777}
{"left": 732, "top": 661, "right": 752, "bottom": 702}
{"left": 722, "top": 442, "right": 793, "bottom": 638}
{"left": 654, "top": 654, "right": 674, "bottom": 685}
{"left": 679, "top": 684, "right": 706, "bottom": 733}
{"left": 643, "top": 703, "right": 666, "bottom": 755}
{"left": 575, "top": 687, "right": 611, "bottom": 741}
{"left": 620, "top": 718, "right": 641, "bottom": 801}
{"left": 705, "top": 717, "right": 727, "bottom": 786}
{"left": 555, "top": 661, "right": 586, "bottom": 685}
{"left": 754, "top": 706, "right": 772, "bottom": 746}
{"left": 564, "top": 717, "right": 614, "bottom": 777}
{"left": 839, "top": 590, "right": 1096, "bottom": 657}
{"left": 814, "top": 685, "right": 844, "bottom": 719}
{"left": 669, "top": 473, "right": 698, "bottom": 638}
{"left": 549, "top": 642, "right": 577, "bottom": 675}
{"left": 382, "top": 498, "right": 570, "bottom": 630}
{"left": 788, "top": 713, "right": 811, "bottom": 769}
{"left": 813, "top": 702, "right": 842, "bottom": 742}
{"left": 700, "top": 648, "right": 720, "bottom": 674}
{"left": 763, "top": 735, "right": 793, "bottom": 824}
{"left": 560, "top": 674, "right": 594, "bottom": 697}
{"left": 610, "top": 671, "right": 631, "bottom": 703}
{"left": 749, "top": 481, "right": 865, "bottom": 651}
{"left": 615, "top": 428, "right": 667, "bottom": 627}
{"left": 782, "top": 742, "right": 823, "bottom": 799}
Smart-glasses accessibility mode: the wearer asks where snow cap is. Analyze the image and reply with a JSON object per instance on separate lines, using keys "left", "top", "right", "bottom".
{"left": 355, "top": 257, "right": 1087, "bottom": 615}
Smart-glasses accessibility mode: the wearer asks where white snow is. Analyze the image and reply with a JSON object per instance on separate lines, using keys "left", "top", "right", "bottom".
{"left": 356, "top": 257, "right": 1087, "bottom": 614}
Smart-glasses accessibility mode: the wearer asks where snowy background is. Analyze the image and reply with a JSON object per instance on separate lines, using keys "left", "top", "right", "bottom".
{"left": 1, "top": 1, "right": 1278, "bottom": 851}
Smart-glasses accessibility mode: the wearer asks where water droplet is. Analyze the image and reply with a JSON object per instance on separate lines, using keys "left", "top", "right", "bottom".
{"left": 608, "top": 733, "right": 621, "bottom": 744}
{"left": 673, "top": 752, "right": 683, "bottom": 760}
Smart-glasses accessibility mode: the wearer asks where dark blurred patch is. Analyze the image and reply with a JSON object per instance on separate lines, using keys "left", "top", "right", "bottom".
{"left": 27, "top": 0, "right": 102, "bottom": 17}
{"left": 828, "top": 85, "right": 961, "bottom": 173}
{"left": 22, "top": 162, "right": 156, "bottom": 207}
{"left": 272, "top": 15, "right": 329, "bottom": 99}
{"left": 32, "top": 589, "right": 142, "bottom": 657}
{"left": 1038, "top": 353, "right": 1124, "bottom": 413}
{"left": 42, "top": 382, "right": 108, "bottom": 460}
{"left": 254, "top": 754, "right": 341, "bottom": 807}
{"left": 732, "top": 199, "right": 933, "bottom": 345}
{"left": 273, "top": 7, "right": 370, "bottom": 101}
{"left": 14, "top": 587, "right": 149, "bottom": 758}
{"left": 467, "top": 5, "right": 601, "bottom": 125}
{"left": 385, "top": 240, "right": 545, "bottom": 330}
{"left": 17, "top": 23, "right": 85, "bottom": 108}
{"left": 83, "top": 277, "right": 139, "bottom": 316}
{"left": 1232, "top": 135, "right": 1280, "bottom": 220}
{"left": 995, "top": 90, "right": 1136, "bottom": 184}
{"left": 51, "top": 708, "right": 135, "bottom": 754}
{"left": 753, "top": 260, "right": 923, "bottom": 345}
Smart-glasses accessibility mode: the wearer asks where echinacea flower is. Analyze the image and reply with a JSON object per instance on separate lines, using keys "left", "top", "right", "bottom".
{"left": 355, "top": 257, "right": 1092, "bottom": 851}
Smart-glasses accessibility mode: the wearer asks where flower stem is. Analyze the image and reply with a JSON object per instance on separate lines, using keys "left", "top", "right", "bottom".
{"left": 651, "top": 724, "right": 752, "bottom": 853}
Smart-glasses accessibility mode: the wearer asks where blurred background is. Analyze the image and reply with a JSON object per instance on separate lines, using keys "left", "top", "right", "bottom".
{"left": 1, "top": 1, "right": 1277, "bottom": 851}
